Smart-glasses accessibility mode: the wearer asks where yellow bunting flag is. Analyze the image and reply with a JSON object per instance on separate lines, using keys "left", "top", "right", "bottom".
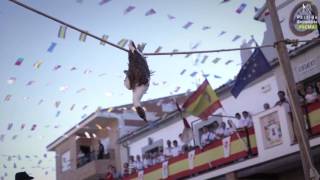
{"left": 79, "top": 32, "right": 87, "bottom": 42}
{"left": 117, "top": 39, "right": 128, "bottom": 48}
{"left": 58, "top": 25, "right": 67, "bottom": 39}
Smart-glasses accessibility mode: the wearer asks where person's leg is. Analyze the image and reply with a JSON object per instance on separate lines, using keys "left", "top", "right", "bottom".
{"left": 133, "top": 84, "right": 149, "bottom": 122}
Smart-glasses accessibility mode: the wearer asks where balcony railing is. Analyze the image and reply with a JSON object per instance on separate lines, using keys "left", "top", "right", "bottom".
{"left": 123, "top": 101, "right": 320, "bottom": 180}
{"left": 124, "top": 127, "right": 257, "bottom": 180}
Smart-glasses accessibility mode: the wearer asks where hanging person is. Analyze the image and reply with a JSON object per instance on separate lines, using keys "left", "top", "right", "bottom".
{"left": 124, "top": 41, "right": 151, "bottom": 122}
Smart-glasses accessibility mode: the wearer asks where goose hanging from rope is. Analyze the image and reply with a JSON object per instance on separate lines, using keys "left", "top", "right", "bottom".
{"left": 124, "top": 41, "right": 151, "bottom": 122}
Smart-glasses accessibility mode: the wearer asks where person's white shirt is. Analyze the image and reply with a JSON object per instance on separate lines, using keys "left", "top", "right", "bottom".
{"left": 143, "top": 158, "right": 151, "bottom": 168}
{"left": 224, "top": 127, "right": 236, "bottom": 136}
{"left": 244, "top": 117, "right": 253, "bottom": 127}
{"left": 136, "top": 160, "right": 144, "bottom": 170}
{"left": 238, "top": 118, "right": 247, "bottom": 128}
{"left": 164, "top": 147, "right": 173, "bottom": 157}
{"left": 171, "top": 146, "right": 181, "bottom": 157}
{"left": 215, "top": 127, "right": 225, "bottom": 139}
{"left": 200, "top": 132, "right": 215, "bottom": 146}
{"left": 305, "top": 92, "right": 318, "bottom": 104}
{"left": 158, "top": 154, "right": 165, "bottom": 162}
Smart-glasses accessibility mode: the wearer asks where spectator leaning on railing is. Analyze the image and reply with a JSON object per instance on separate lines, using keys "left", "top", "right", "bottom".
{"left": 164, "top": 140, "right": 173, "bottom": 159}
{"left": 305, "top": 85, "right": 318, "bottom": 104}
{"left": 172, "top": 140, "right": 181, "bottom": 157}
{"left": 136, "top": 155, "right": 144, "bottom": 171}
{"left": 200, "top": 126, "right": 215, "bottom": 147}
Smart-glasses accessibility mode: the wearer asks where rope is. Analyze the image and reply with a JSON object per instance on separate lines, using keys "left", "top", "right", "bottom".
{"left": 9, "top": 0, "right": 320, "bottom": 56}
{"left": 8, "top": 0, "right": 128, "bottom": 53}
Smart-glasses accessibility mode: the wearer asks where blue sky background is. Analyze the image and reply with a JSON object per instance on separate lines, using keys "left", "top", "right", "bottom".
{"left": 0, "top": 0, "right": 265, "bottom": 179}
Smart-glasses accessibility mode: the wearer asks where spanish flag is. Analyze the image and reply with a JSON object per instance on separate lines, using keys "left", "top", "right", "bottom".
{"left": 183, "top": 79, "right": 222, "bottom": 120}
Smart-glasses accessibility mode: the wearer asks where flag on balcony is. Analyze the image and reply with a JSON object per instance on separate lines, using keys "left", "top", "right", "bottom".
{"left": 182, "top": 79, "right": 222, "bottom": 120}
{"left": 231, "top": 48, "right": 271, "bottom": 98}
{"left": 222, "top": 136, "right": 231, "bottom": 157}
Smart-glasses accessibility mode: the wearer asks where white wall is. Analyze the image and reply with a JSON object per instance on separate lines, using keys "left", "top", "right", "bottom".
{"left": 219, "top": 74, "right": 280, "bottom": 116}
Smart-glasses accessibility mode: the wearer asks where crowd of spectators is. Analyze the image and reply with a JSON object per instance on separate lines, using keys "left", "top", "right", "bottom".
{"left": 118, "top": 81, "right": 320, "bottom": 178}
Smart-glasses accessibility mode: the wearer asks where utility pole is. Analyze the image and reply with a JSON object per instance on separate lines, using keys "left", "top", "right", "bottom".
{"left": 266, "top": 0, "right": 319, "bottom": 179}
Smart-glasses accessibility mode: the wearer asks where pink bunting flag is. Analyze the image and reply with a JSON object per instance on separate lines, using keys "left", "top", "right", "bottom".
{"left": 31, "top": 124, "right": 37, "bottom": 131}
{"left": 124, "top": 6, "right": 135, "bottom": 15}
{"left": 236, "top": 3, "right": 247, "bottom": 14}
{"left": 4, "top": 94, "right": 12, "bottom": 102}
{"left": 15, "top": 58, "right": 24, "bottom": 66}
{"left": 145, "top": 8, "right": 156, "bottom": 16}
{"left": 7, "top": 123, "right": 13, "bottom": 130}
{"left": 99, "top": 0, "right": 111, "bottom": 6}
{"left": 183, "top": 22, "right": 193, "bottom": 29}
{"left": 167, "top": 14, "right": 175, "bottom": 20}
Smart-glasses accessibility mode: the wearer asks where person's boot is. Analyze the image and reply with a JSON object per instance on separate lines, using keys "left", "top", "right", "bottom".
{"left": 136, "top": 106, "right": 147, "bottom": 122}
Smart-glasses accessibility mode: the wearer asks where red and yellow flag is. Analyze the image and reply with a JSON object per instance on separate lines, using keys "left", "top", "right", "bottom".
{"left": 183, "top": 79, "right": 222, "bottom": 120}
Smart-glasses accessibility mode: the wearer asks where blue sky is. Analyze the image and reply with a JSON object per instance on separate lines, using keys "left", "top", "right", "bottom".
{"left": 0, "top": 0, "right": 265, "bottom": 179}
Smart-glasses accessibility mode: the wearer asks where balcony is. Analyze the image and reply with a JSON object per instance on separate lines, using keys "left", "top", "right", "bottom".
{"left": 75, "top": 150, "right": 115, "bottom": 180}
{"left": 123, "top": 101, "right": 320, "bottom": 180}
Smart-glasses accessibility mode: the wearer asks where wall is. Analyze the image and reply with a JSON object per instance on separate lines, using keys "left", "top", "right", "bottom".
{"left": 54, "top": 134, "right": 77, "bottom": 180}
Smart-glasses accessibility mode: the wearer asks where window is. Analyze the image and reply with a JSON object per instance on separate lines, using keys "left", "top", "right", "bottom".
{"left": 61, "top": 150, "right": 71, "bottom": 172}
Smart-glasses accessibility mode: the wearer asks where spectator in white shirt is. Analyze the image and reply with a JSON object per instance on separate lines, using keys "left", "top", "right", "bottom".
{"left": 225, "top": 120, "right": 236, "bottom": 136}
{"left": 214, "top": 122, "right": 225, "bottom": 140}
{"left": 135, "top": 155, "right": 144, "bottom": 170}
{"left": 274, "top": 90, "right": 291, "bottom": 114}
{"left": 142, "top": 153, "right": 150, "bottom": 168}
{"left": 172, "top": 140, "right": 181, "bottom": 157}
{"left": 305, "top": 85, "right": 318, "bottom": 104}
{"left": 164, "top": 140, "right": 173, "bottom": 159}
{"left": 158, "top": 149, "right": 165, "bottom": 163}
{"left": 200, "top": 126, "right": 215, "bottom": 146}
{"left": 128, "top": 155, "right": 136, "bottom": 174}
{"left": 242, "top": 111, "right": 253, "bottom": 128}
